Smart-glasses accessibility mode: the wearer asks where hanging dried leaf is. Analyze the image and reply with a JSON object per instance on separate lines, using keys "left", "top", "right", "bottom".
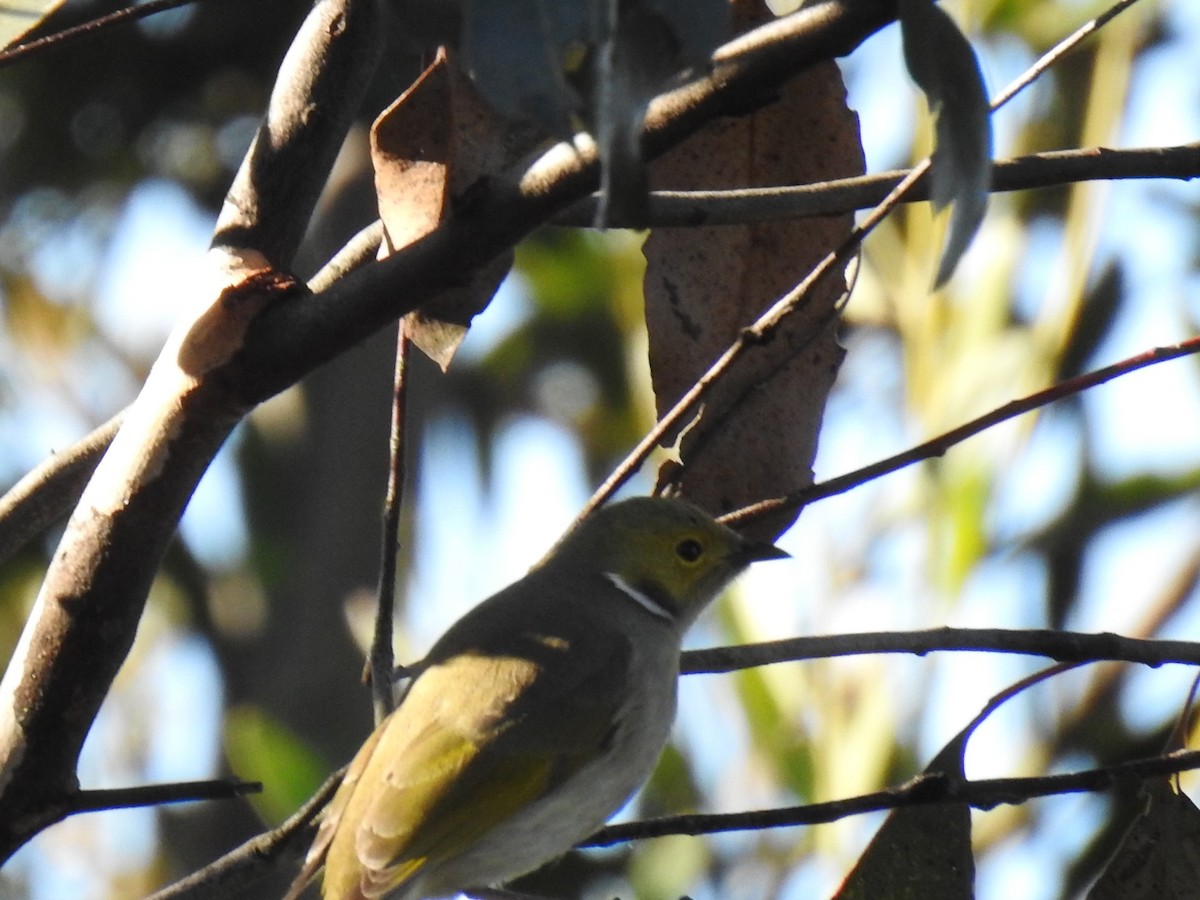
{"left": 643, "top": 0, "right": 863, "bottom": 540}
{"left": 834, "top": 731, "right": 975, "bottom": 900}
{"left": 371, "top": 53, "right": 538, "bottom": 370}
{"left": 1088, "top": 779, "right": 1200, "bottom": 900}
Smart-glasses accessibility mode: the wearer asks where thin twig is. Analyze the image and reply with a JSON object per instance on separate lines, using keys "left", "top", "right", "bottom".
{"left": 368, "top": 327, "right": 411, "bottom": 723}
{"left": 724, "top": 334, "right": 1200, "bottom": 528}
{"left": 148, "top": 765, "right": 347, "bottom": 900}
{"left": 557, "top": 142, "right": 1200, "bottom": 227}
{"left": 0, "top": 0, "right": 210, "bottom": 69}
{"left": 307, "top": 220, "right": 384, "bottom": 293}
{"left": 1, "top": 140, "right": 1193, "bottom": 566}
{"left": 988, "top": 0, "right": 1144, "bottom": 109}
{"left": 585, "top": 747, "right": 1200, "bottom": 845}
{"left": 67, "top": 778, "right": 260, "bottom": 815}
{"left": 680, "top": 626, "right": 1200, "bottom": 674}
{"left": 581, "top": 0, "right": 1147, "bottom": 521}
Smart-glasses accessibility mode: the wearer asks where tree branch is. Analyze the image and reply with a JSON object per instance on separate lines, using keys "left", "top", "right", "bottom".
{"left": 234, "top": 0, "right": 901, "bottom": 404}
{"left": 727, "top": 334, "right": 1200, "bottom": 528}
{"left": 212, "top": 0, "right": 385, "bottom": 269}
{"left": 0, "top": 411, "right": 123, "bottom": 565}
{"left": 681, "top": 627, "right": 1200, "bottom": 674}
{"left": 66, "top": 778, "right": 260, "bottom": 815}
{"left": 585, "top": 748, "right": 1200, "bottom": 845}
{"left": 0, "top": 0, "right": 385, "bottom": 860}
{"left": 0, "top": 0, "right": 903, "bottom": 860}
{"left": 0, "top": 0, "right": 212, "bottom": 69}
{"left": 559, "top": 142, "right": 1200, "bottom": 227}
{"left": 148, "top": 766, "right": 347, "bottom": 900}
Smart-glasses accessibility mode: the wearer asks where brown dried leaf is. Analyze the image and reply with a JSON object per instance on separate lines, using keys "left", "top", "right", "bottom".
{"left": 834, "top": 731, "right": 974, "bottom": 900}
{"left": 1088, "top": 779, "right": 1200, "bottom": 900}
{"left": 643, "top": 1, "right": 864, "bottom": 539}
{"left": 371, "top": 53, "right": 535, "bottom": 370}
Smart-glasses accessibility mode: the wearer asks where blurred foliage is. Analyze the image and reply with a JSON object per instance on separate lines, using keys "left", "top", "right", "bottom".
{"left": 0, "top": 0, "right": 1198, "bottom": 898}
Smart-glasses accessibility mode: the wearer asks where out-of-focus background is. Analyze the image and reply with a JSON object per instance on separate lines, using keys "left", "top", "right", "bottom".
{"left": 1, "top": 0, "right": 1199, "bottom": 897}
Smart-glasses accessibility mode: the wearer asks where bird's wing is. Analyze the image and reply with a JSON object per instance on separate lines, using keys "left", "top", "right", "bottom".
{"left": 350, "top": 628, "right": 634, "bottom": 897}
{"left": 281, "top": 720, "right": 387, "bottom": 900}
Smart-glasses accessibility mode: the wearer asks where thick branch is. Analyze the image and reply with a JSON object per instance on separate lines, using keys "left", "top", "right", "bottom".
{"left": 0, "top": 0, "right": 902, "bottom": 861}
{"left": 213, "top": 0, "right": 385, "bottom": 268}
{"left": 234, "top": 0, "right": 900, "bottom": 403}
{"left": 0, "top": 412, "right": 123, "bottom": 564}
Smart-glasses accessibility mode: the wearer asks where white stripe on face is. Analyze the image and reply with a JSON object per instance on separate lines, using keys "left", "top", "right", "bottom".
{"left": 604, "top": 572, "right": 674, "bottom": 621}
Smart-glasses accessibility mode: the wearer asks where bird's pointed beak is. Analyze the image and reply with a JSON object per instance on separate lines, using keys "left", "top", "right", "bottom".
{"left": 741, "top": 540, "right": 790, "bottom": 563}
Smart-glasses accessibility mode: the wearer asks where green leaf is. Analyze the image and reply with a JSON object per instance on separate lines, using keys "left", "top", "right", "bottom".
{"left": 223, "top": 704, "right": 328, "bottom": 826}
{"left": 0, "top": 0, "right": 65, "bottom": 50}
{"left": 899, "top": 0, "right": 993, "bottom": 287}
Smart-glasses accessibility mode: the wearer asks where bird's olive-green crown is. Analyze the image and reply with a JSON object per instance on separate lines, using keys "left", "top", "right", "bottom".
{"left": 540, "top": 496, "right": 787, "bottom": 627}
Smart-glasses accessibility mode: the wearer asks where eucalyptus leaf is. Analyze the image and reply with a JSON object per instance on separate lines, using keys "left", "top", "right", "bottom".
{"left": 457, "top": 0, "right": 727, "bottom": 227}
{"left": 459, "top": 0, "right": 591, "bottom": 138}
{"left": 899, "top": 0, "right": 992, "bottom": 287}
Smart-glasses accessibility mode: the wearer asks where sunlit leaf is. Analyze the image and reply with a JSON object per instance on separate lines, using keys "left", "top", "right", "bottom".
{"left": 0, "top": 0, "right": 64, "bottom": 50}
{"left": 899, "top": 0, "right": 992, "bottom": 287}
{"left": 371, "top": 52, "right": 529, "bottom": 369}
{"left": 644, "top": 0, "right": 862, "bottom": 538}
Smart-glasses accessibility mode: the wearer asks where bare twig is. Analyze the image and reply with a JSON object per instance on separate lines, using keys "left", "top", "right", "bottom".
{"left": 585, "top": 748, "right": 1200, "bottom": 845}
{"left": 307, "top": 220, "right": 385, "bottom": 294}
{"left": 585, "top": 0, "right": 1147, "bottom": 519}
{"left": 148, "top": 765, "right": 347, "bottom": 900}
{"left": 67, "top": 778, "right": 260, "bottom": 815}
{"left": 368, "top": 329, "right": 411, "bottom": 722}
{"left": 680, "top": 626, "right": 1200, "bottom": 674}
{"left": 558, "top": 142, "right": 1200, "bottom": 227}
{"left": 725, "top": 334, "right": 1200, "bottom": 528}
{"left": 0, "top": 0, "right": 210, "bottom": 69}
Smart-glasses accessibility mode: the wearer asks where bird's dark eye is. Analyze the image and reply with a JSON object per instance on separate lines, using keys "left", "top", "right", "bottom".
{"left": 675, "top": 538, "right": 704, "bottom": 563}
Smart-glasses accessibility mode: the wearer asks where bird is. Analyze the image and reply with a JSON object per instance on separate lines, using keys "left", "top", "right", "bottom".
{"left": 284, "top": 495, "right": 787, "bottom": 900}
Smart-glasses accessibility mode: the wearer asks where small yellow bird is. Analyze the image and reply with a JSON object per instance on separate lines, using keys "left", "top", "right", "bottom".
{"left": 284, "top": 496, "right": 786, "bottom": 900}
